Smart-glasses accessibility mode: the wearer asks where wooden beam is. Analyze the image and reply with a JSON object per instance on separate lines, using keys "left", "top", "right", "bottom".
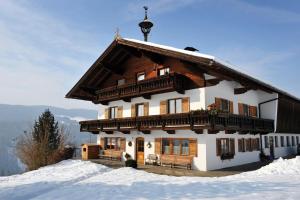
{"left": 206, "top": 78, "right": 221, "bottom": 87}
{"left": 234, "top": 87, "right": 251, "bottom": 95}
{"left": 142, "top": 94, "right": 151, "bottom": 100}
{"left": 208, "top": 129, "right": 219, "bottom": 134}
{"left": 166, "top": 130, "right": 175, "bottom": 134}
{"left": 79, "top": 86, "right": 97, "bottom": 95}
{"left": 193, "top": 129, "right": 203, "bottom": 134}
{"left": 141, "top": 130, "right": 151, "bottom": 134}
{"left": 225, "top": 130, "right": 235, "bottom": 134}
{"left": 121, "top": 131, "right": 130, "bottom": 134}
{"left": 104, "top": 131, "right": 113, "bottom": 134}
{"left": 142, "top": 51, "right": 165, "bottom": 65}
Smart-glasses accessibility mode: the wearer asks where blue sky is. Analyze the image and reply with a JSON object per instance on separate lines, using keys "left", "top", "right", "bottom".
{"left": 0, "top": 0, "right": 299, "bottom": 110}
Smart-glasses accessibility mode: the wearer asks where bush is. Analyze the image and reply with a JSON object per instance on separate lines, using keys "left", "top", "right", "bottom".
{"left": 125, "top": 159, "right": 137, "bottom": 168}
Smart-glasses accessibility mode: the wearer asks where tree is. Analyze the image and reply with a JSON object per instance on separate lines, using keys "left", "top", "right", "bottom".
{"left": 16, "top": 109, "right": 74, "bottom": 171}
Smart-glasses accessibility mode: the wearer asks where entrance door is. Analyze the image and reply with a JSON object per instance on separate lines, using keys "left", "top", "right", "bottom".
{"left": 269, "top": 136, "right": 275, "bottom": 159}
{"left": 136, "top": 137, "right": 144, "bottom": 165}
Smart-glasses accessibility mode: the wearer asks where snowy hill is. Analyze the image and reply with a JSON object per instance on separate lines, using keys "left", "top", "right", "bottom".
{"left": 0, "top": 157, "right": 299, "bottom": 200}
{"left": 0, "top": 104, "right": 97, "bottom": 176}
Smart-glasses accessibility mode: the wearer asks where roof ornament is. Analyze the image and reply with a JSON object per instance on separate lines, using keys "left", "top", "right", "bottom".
{"left": 114, "top": 27, "right": 121, "bottom": 40}
{"left": 138, "top": 6, "right": 154, "bottom": 42}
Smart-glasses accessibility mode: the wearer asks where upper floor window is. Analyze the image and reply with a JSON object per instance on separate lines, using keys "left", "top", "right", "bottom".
{"left": 136, "top": 103, "right": 145, "bottom": 117}
{"left": 238, "top": 103, "right": 258, "bottom": 117}
{"left": 109, "top": 107, "right": 118, "bottom": 119}
{"left": 117, "top": 79, "right": 125, "bottom": 86}
{"left": 242, "top": 104, "right": 250, "bottom": 116}
{"left": 137, "top": 72, "right": 145, "bottom": 81}
{"left": 158, "top": 67, "right": 170, "bottom": 76}
{"left": 168, "top": 98, "right": 182, "bottom": 114}
{"left": 215, "top": 98, "right": 233, "bottom": 113}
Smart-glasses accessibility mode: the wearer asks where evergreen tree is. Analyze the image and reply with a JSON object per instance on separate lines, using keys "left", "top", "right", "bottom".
{"left": 32, "top": 109, "right": 60, "bottom": 151}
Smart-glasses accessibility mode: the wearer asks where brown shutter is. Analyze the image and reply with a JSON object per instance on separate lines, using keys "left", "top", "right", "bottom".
{"left": 160, "top": 100, "right": 167, "bottom": 115}
{"left": 238, "top": 139, "right": 242, "bottom": 152}
{"left": 104, "top": 108, "right": 109, "bottom": 119}
{"left": 215, "top": 98, "right": 222, "bottom": 110}
{"left": 144, "top": 102, "right": 149, "bottom": 116}
{"left": 182, "top": 97, "right": 190, "bottom": 113}
{"left": 229, "top": 101, "right": 234, "bottom": 114}
{"left": 155, "top": 138, "right": 161, "bottom": 154}
{"left": 120, "top": 138, "right": 126, "bottom": 151}
{"left": 117, "top": 106, "right": 123, "bottom": 118}
{"left": 100, "top": 137, "right": 105, "bottom": 150}
{"left": 250, "top": 106, "right": 258, "bottom": 117}
{"left": 189, "top": 139, "right": 197, "bottom": 156}
{"left": 131, "top": 104, "right": 136, "bottom": 117}
{"left": 238, "top": 103, "right": 243, "bottom": 115}
{"left": 230, "top": 138, "right": 235, "bottom": 154}
{"left": 216, "top": 139, "right": 221, "bottom": 156}
{"left": 256, "top": 138, "right": 260, "bottom": 150}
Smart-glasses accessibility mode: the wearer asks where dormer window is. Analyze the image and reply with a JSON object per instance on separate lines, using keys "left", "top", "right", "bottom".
{"left": 158, "top": 67, "right": 170, "bottom": 76}
{"left": 137, "top": 72, "right": 145, "bottom": 81}
{"left": 117, "top": 79, "right": 125, "bottom": 86}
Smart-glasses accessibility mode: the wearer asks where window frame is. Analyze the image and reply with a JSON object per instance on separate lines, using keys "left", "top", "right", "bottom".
{"left": 158, "top": 67, "right": 170, "bottom": 76}
{"left": 161, "top": 138, "right": 190, "bottom": 156}
{"left": 280, "top": 136, "right": 285, "bottom": 147}
{"left": 168, "top": 98, "right": 183, "bottom": 114}
{"left": 117, "top": 79, "right": 125, "bottom": 86}
{"left": 275, "top": 136, "right": 278, "bottom": 147}
{"left": 109, "top": 106, "right": 118, "bottom": 119}
{"left": 287, "top": 136, "right": 291, "bottom": 147}
{"left": 136, "top": 103, "right": 145, "bottom": 117}
{"left": 104, "top": 137, "right": 121, "bottom": 150}
{"left": 220, "top": 99, "right": 230, "bottom": 113}
{"left": 264, "top": 136, "right": 269, "bottom": 148}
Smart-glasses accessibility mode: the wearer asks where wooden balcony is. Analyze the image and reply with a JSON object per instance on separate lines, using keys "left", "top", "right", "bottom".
{"left": 95, "top": 73, "right": 185, "bottom": 104}
{"left": 79, "top": 111, "right": 274, "bottom": 134}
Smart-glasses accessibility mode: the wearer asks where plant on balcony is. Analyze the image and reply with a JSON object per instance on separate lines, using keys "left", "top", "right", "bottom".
{"left": 220, "top": 153, "right": 234, "bottom": 160}
{"left": 125, "top": 159, "right": 137, "bottom": 168}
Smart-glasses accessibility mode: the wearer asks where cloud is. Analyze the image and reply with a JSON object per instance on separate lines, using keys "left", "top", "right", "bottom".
{"left": 0, "top": 0, "right": 99, "bottom": 109}
{"left": 229, "top": 0, "right": 300, "bottom": 23}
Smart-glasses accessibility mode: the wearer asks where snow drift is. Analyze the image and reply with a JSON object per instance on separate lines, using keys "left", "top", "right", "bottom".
{"left": 0, "top": 157, "right": 300, "bottom": 200}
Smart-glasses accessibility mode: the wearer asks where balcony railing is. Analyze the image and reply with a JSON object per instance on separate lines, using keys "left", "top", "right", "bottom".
{"left": 95, "top": 73, "right": 185, "bottom": 104}
{"left": 79, "top": 111, "right": 274, "bottom": 134}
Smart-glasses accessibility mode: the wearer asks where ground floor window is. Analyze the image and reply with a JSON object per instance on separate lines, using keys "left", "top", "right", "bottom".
{"left": 162, "top": 138, "right": 190, "bottom": 156}
{"left": 238, "top": 138, "right": 260, "bottom": 152}
{"left": 287, "top": 136, "right": 291, "bottom": 147}
{"left": 104, "top": 137, "right": 121, "bottom": 150}
{"left": 216, "top": 138, "right": 235, "bottom": 160}
{"left": 264, "top": 136, "right": 269, "bottom": 148}
{"left": 280, "top": 136, "right": 285, "bottom": 147}
{"left": 297, "top": 136, "right": 299, "bottom": 145}
{"left": 275, "top": 136, "right": 279, "bottom": 147}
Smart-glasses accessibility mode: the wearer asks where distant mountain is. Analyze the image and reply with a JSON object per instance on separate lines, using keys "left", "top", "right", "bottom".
{"left": 0, "top": 104, "right": 98, "bottom": 176}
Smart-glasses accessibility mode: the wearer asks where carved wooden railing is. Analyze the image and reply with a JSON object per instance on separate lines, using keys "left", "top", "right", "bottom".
{"left": 80, "top": 111, "right": 274, "bottom": 134}
{"left": 94, "top": 73, "right": 185, "bottom": 103}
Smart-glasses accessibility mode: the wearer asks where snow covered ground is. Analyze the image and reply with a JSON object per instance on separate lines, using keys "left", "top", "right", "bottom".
{"left": 0, "top": 157, "right": 300, "bottom": 200}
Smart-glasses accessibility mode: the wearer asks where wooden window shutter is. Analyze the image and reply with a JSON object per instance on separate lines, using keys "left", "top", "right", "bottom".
{"left": 117, "top": 106, "right": 123, "bottom": 118}
{"left": 144, "top": 102, "right": 149, "bottom": 116}
{"left": 189, "top": 139, "right": 197, "bottom": 156}
{"left": 160, "top": 100, "right": 167, "bottom": 115}
{"left": 120, "top": 138, "right": 126, "bottom": 151}
{"left": 216, "top": 139, "right": 221, "bottom": 156}
{"left": 100, "top": 137, "right": 105, "bottom": 150}
{"left": 104, "top": 108, "right": 109, "bottom": 119}
{"left": 249, "top": 106, "right": 258, "bottom": 117}
{"left": 229, "top": 101, "right": 234, "bottom": 114}
{"left": 257, "top": 138, "right": 260, "bottom": 150}
{"left": 238, "top": 103, "right": 243, "bottom": 115}
{"left": 131, "top": 104, "right": 136, "bottom": 117}
{"left": 230, "top": 138, "right": 235, "bottom": 154}
{"left": 215, "top": 98, "right": 222, "bottom": 110}
{"left": 182, "top": 97, "right": 190, "bottom": 113}
{"left": 238, "top": 139, "right": 242, "bottom": 152}
{"left": 155, "top": 138, "right": 161, "bottom": 154}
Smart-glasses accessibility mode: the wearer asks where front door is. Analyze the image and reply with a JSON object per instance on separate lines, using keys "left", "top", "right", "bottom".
{"left": 136, "top": 137, "right": 144, "bottom": 165}
{"left": 269, "top": 136, "right": 275, "bottom": 159}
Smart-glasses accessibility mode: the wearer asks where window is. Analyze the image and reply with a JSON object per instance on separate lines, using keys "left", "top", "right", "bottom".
{"left": 280, "top": 136, "right": 285, "bottom": 147}
{"left": 137, "top": 72, "right": 145, "bottom": 81}
{"left": 104, "top": 137, "right": 121, "bottom": 150}
{"left": 287, "top": 136, "right": 291, "bottom": 146}
{"left": 221, "top": 99, "right": 230, "bottom": 112}
{"left": 238, "top": 138, "right": 245, "bottom": 152}
{"left": 109, "top": 107, "right": 118, "bottom": 119}
{"left": 162, "top": 139, "right": 171, "bottom": 155}
{"left": 275, "top": 136, "right": 278, "bottom": 147}
{"left": 217, "top": 138, "right": 235, "bottom": 159}
{"left": 158, "top": 67, "right": 170, "bottom": 76}
{"left": 264, "top": 136, "right": 269, "bottom": 148}
{"left": 292, "top": 136, "right": 295, "bottom": 146}
{"left": 136, "top": 104, "right": 144, "bottom": 117}
{"left": 117, "top": 79, "right": 125, "bottom": 86}
{"left": 297, "top": 136, "right": 299, "bottom": 145}
{"left": 242, "top": 104, "right": 250, "bottom": 116}
{"left": 161, "top": 138, "right": 190, "bottom": 156}
{"left": 168, "top": 98, "right": 182, "bottom": 114}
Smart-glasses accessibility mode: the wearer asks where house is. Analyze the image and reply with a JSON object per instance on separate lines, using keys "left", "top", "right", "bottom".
{"left": 66, "top": 37, "right": 300, "bottom": 171}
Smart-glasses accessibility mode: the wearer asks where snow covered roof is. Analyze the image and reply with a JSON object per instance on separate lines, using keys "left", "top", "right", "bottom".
{"left": 66, "top": 37, "right": 300, "bottom": 102}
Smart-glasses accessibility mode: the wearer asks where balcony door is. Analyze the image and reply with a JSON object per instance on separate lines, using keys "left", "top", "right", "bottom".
{"left": 136, "top": 137, "right": 144, "bottom": 165}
